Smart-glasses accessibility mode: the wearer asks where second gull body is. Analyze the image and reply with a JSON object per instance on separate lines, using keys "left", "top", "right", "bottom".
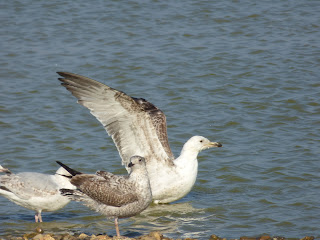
{"left": 58, "top": 155, "right": 152, "bottom": 237}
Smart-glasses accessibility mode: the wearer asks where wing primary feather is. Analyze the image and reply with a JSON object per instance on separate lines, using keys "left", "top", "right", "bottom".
{"left": 56, "top": 161, "right": 82, "bottom": 176}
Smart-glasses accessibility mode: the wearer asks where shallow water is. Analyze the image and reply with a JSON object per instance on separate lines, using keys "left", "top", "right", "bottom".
{"left": 0, "top": 0, "right": 319, "bottom": 239}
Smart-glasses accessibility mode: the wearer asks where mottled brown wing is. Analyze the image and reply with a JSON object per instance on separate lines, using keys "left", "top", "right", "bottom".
{"left": 70, "top": 174, "right": 138, "bottom": 207}
{"left": 57, "top": 72, "right": 174, "bottom": 170}
{"left": 95, "top": 170, "right": 114, "bottom": 179}
{"left": 132, "top": 97, "right": 174, "bottom": 160}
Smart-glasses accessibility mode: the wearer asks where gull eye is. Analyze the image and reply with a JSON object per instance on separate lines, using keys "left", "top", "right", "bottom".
{"left": 200, "top": 140, "right": 203, "bottom": 143}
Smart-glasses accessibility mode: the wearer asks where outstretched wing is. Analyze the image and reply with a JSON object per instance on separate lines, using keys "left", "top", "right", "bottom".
{"left": 57, "top": 72, "right": 174, "bottom": 170}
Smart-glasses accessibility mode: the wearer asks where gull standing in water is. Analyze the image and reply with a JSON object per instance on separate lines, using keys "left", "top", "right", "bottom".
{"left": 58, "top": 155, "right": 152, "bottom": 238}
{"left": 0, "top": 165, "right": 74, "bottom": 222}
{"left": 58, "top": 72, "right": 222, "bottom": 204}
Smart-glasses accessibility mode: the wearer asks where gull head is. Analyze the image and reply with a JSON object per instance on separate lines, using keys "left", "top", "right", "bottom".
{"left": 128, "top": 155, "right": 146, "bottom": 169}
{"left": 186, "top": 136, "right": 222, "bottom": 152}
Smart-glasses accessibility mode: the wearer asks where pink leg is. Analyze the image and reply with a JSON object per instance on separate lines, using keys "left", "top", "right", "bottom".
{"left": 114, "top": 217, "right": 121, "bottom": 237}
{"left": 35, "top": 211, "right": 42, "bottom": 223}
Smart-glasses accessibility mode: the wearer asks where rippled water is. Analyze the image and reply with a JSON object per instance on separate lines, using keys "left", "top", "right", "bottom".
{"left": 1, "top": 1, "right": 319, "bottom": 239}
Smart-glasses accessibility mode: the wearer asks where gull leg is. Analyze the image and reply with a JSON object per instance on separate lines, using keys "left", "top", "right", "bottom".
{"left": 38, "top": 211, "right": 43, "bottom": 222}
{"left": 114, "top": 217, "right": 121, "bottom": 237}
{"left": 35, "top": 211, "right": 43, "bottom": 223}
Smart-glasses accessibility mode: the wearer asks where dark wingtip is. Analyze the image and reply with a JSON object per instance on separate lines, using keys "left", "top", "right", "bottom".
{"left": 0, "top": 186, "right": 12, "bottom": 192}
{"left": 57, "top": 72, "right": 68, "bottom": 84}
{"left": 57, "top": 72, "right": 75, "bottom": 80}
{"left": 57, "top": 72, "right": 68, "bottom": 76}
{"left": 56, "top": 161, "right": 82, "bottom": 176}
{"left": 57, "top": 72, "right": 65, "bottom": 78}
{"left": 60, "top": 188, "right": 74, "bottom": 196}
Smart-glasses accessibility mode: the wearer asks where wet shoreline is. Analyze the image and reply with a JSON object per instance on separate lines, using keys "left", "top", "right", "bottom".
{"left": 0, "top": 230, "right": 316, "bottom": 240}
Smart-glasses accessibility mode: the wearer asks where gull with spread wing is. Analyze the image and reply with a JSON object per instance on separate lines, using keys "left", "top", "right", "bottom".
{"left": 57, "top": 72, "right": 222, "bottom": 203}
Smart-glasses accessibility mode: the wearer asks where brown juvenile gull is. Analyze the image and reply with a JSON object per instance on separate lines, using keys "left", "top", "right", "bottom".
{"left": 0, "top": 165, "right": 75, "bottom": 222}
{"left": 58, "top": 155, "right": 152, "bottom": 238}
{"left": 57, "top": 72, "right": 222, "bottom": 204}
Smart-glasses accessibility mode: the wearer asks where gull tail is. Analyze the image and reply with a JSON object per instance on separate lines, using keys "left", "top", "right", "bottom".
{"left": 60, "top": 188, "right": 86, "bottom": 201}
{"left": 60, "top": 188, "right": 76, "bottom": 196}
{"left": 0, "top": 165, "right": 11, "bottom": 174}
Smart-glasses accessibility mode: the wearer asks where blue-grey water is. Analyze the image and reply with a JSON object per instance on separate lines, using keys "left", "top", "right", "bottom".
{"left": 0, "top": 1, "right": 319, "bottom": 239}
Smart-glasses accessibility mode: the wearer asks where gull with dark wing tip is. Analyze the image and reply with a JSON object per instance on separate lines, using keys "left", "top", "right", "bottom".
{"left": 57, "top": 72, "right": 222, "bottom": 203}
{"left": 0, "top": 165, "right": 75, "bottom": 222}
{"left": 58, "top": 155, "right": 152, "bottom": 238}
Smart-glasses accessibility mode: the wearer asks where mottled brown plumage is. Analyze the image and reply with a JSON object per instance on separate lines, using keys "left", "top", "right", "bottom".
{"left": 69, "top": 174, "right": 139, "bottom": 207}
{"left": 58, "top": 156, "right": 152, "bottom": 237}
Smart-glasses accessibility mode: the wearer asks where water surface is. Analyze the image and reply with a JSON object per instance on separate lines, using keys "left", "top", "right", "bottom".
{"left": 0, "top": 1, "right": 319, "bottom": 239}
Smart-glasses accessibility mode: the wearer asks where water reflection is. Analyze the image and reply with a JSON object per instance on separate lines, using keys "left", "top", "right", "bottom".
{"left": 127, "top": 202, "right": 210, "bottom": 238}
{"left": 0, "top": 201, "right": 207, "bottom": 238}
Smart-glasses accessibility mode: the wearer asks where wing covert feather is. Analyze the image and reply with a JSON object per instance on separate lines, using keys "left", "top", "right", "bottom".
{"left": 71, "top": 174, "right": 138, "bottom": 207}
{"left": 0, "top": 173, "right": 58, "bottom": 200}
